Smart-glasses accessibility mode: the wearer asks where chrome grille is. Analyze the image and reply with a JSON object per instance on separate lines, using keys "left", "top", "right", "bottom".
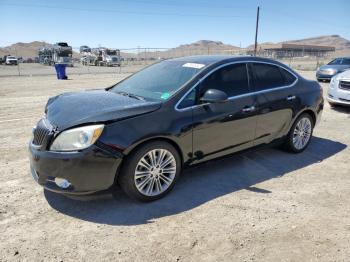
{"left": 339, "top": 80, "right": 350, "bottom": 91}
{"left": 32, "top": 118, "right": 54, "bottom": 147}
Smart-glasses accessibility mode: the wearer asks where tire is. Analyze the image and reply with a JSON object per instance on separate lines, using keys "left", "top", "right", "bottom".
{"left": 328, "top": 101, "right": 337, "bottom": 108}
{"left": 118, "top": 141, "right": 181, "bottom": 202}
{"left": 284, "top": 113, "right": 314, "bottom": 153}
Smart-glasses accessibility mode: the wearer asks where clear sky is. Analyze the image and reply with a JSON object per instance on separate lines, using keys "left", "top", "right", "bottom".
{"left": 0, "top": 0, "right": 349, "bottom": 49}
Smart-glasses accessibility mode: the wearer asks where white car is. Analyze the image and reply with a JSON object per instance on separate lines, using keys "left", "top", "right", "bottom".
{"left": 5, "top": 56, "right": 18, "bottom": 65}
{"left": 327, "top": 70, "right": 350, "bottom": 106}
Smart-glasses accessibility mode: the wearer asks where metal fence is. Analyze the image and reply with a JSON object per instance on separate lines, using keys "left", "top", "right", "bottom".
{"left": 117, "top": 47, "right": 334, "bottom": 71}
{"left": 0, "top": 45, "right": 336, "bottom": 77}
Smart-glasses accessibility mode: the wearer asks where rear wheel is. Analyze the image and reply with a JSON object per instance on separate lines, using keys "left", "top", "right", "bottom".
{"left": 284, "top": 113, "right": 314, "bottom": 153}
{"left": 118, "top": 141, "right": 181, "bottom": 201}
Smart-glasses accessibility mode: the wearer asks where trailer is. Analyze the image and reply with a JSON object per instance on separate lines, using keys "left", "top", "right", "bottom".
{"left": 38, "top": 42, "right": 73, "bottom": 66}
{"left": 52, "top": 42, "right": 73, "bottom": 66}
{"left": 38, "top": 47, "right": 52, "bottom": 65}
{"left": 80, "top": 46, "right": 121, "bottom": 66}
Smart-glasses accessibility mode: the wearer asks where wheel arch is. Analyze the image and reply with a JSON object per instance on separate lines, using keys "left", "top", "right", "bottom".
{"left": 123, "top": 136, "right": 185, "bottom": 166}
{"left": 290, "top": 108, "right": 317, "bottom": 131}
{"left": 300, "top": 109, "right": 317, "bottom": 126}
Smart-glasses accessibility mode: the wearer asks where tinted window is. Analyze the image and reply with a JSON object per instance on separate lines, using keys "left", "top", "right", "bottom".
{"left": 341, "top": 58, "right": 350, "bottom": 65}
{"left": 178, "top": 89, "right": 196, "bottom": 109}
{"left": 252, "top": 63, "right": 285, "bottom": 91}
{"left": 200, "top": 63, "right": 249, "bottom": 97}
{"left": 328, "top": 58, "right": 342, "bottom": 65}
{"left": 280, "top": 68, "right": 297, "bottom": 85}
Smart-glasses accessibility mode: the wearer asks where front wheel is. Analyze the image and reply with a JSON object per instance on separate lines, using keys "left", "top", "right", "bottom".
{"left": 328, "top": 101, "right": 338, "bottom": 108}
{"left": 284, "top": 113, "right": 314, "bottom": 153}
{"left": 118, "top": 141, "right": 181, "bottom": 201}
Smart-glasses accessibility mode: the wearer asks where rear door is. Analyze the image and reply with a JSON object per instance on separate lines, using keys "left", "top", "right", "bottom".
{"left": 250, "top": 62, "right": 299, "bottom": 145}
{"left": 191, "top": 63, "right": 258, "bottom": 162}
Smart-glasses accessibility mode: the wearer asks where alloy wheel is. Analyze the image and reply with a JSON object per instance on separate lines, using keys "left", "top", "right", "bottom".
{"left": 134, "top": 149, "right": 177, "bottom": 196}
{"left": 292, "top": 117, "right": 312, "bottom": 150}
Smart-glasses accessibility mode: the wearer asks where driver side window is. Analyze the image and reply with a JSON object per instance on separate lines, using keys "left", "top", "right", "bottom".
{"left": 200, "top": 63, "right": 249, "bottom": 98}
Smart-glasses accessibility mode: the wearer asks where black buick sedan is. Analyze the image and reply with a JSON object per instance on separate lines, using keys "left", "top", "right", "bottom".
{"left": 29, "top": 56, "right": 324, "bottom": 201}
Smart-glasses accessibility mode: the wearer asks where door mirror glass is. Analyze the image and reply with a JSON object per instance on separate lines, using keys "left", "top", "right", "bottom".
{"left": 200, "top": 89, "right": 228, "bottom": 103}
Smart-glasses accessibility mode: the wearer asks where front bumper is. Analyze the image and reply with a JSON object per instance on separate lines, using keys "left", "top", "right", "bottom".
{"left": 107, "top": 62, "right": 120, "bottom": 66}
{"left": 327, "top": 95, "right": 350, "bottom": 106}
{"left": 29, "top": 142, "right": 122, "bottom": 195}
{"left": 328, "top": 86, "right": 350, "bottom": 106}
{"left": 316, "top": 71, "right": 337, "bottom": 80}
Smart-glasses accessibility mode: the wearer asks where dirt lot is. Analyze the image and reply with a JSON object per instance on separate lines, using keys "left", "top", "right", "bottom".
{"left": 0, "top": 65, "right": 349, "bottom": 262}
{"left": 0, "top": 63, "right": 147, "bottom": 77}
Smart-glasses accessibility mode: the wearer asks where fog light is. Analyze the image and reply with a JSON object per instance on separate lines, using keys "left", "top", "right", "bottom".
{"left": 54, "top": 178, "right": 71, "bottom": 189}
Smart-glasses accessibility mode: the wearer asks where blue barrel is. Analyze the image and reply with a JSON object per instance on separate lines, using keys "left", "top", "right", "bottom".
{"left": 54, "top": 64, "right": 67, "bottom": 80}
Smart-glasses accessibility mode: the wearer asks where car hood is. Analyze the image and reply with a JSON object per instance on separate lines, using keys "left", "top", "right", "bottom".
{"left": 336, "top": 69, "right": 350, "bottom": 79}
{"left": 45, "top": 89, "right": 161, "bottom": 130}
{"left": 319, "top": 64, "right": 350, "bottom": 71}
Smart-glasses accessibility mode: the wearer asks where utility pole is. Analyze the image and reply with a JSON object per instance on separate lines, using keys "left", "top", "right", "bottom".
{"left": 254, "top": 6, "right": 260, "bottom": 56}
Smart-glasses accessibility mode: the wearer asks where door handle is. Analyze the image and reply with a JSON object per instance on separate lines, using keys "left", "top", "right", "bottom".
{"left": 242, "top": 105, "right": 255, "bottom": 113}
{"left": 286, "top": 95, "right": 296, "bottom": 101}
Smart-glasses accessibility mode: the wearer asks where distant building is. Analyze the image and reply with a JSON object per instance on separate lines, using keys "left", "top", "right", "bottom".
{"left": 249, "top": 43, "right": 335, "bottom": 58}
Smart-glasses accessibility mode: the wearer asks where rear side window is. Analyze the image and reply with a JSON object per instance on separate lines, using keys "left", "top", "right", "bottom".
{"left": 280, "top": 68, "right": 297, "bottom": 85}
{"left": 341, "top": 58, "right": 350, "bottom": 65}
{"left": 200, "top": 63, "right": 249, "bottom": 97}
{"left": 252, "top": 63, "right": 285, "bottom": 91}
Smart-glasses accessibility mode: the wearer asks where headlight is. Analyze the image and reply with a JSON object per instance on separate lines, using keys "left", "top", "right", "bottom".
{"left": 50, "top": 124, "right": 104, "bottom": 151}
{"left": 330, "top": 75, "right": 340, "bottom": 88}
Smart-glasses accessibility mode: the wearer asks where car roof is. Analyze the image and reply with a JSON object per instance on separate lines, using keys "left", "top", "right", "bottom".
{"left": 168, "top": 55, "right": 283, "bottom": 67}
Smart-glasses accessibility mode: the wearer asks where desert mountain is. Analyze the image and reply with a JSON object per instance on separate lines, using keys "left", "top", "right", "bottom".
{"left": 284, "top": 35, "right": 350, "bottom": 51}
{"left": 0, "top": 41, "right": 51, "bottom": 58}
{"left": 1, "top": 35, "right": 349, "bottom": 59}
{"left": 122, "top": 40, "right": 241, "bottom": 59}
{"left": 249, "top": 35, "right": 350, "bottom": 55}
{"left": 176, "top": 40, "right": 240, "bottom": 50}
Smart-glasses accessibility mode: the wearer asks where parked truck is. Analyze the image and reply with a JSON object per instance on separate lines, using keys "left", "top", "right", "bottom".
{"left": 38, "top": 42, "right": 73, "bottom": 66}
{"left": 80, "top": 46, "right": 121, "bottom": 66}
{"left": 38, "top": 47, "right": 53, "bottom": 65}
{"left": 52, "top": 42, "right": 73, "bottom": 66}
{"left": 3, "top": 55, "right": 18, "bottom": 65}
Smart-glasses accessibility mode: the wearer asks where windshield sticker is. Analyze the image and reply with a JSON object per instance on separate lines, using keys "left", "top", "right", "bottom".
{"left": 182, "top": 63, "right": 205, "bottom": 69}
{"left": 161, "top": 92, "right": 171, "bottom": 100}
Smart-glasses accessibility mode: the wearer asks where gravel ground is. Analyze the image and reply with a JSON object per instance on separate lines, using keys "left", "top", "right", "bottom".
{"left": 0, "top": 66, "right": 349, "bottom": 262}
{"left": 0, "top": 63, "right": 147, "bottom": 77}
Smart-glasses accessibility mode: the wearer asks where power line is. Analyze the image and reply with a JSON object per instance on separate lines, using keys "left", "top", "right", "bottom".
{"left": 0, "top": 2, "right": 245, "bottom": 18}
{"left": 262, "top": 9, "right": 349, "bottom": 30}
{"left": 115, "top": 0, "right": 255, "bottom": 11}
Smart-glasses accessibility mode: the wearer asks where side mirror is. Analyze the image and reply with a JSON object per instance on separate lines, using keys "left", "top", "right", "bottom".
{"left": 200, "top": 89, "right": 228, "bottom": 103}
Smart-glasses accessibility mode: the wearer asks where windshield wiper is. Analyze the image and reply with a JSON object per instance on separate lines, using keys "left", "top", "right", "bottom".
{"left": 116, "top": 91, "right": 145, "bottom": 101}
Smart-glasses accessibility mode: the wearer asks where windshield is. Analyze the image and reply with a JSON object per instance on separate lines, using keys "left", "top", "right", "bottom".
{"left": 8, "top": 56, "right": 16, "bottom": 59}
{"left": 110, "top": 60, "right": 204, "bottom": 101}
{"left": 107, "top": 50, "right": 117, "bottom": 55}
{"left": 328, "top": 58, "right": 342, "bottom": 65}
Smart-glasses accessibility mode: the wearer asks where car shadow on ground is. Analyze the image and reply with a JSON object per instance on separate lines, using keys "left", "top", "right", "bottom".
{"left": 45, "top": 136, "right": 346, "bottom": 226}
{"left": 331, "top": 105, "right": 350, "bottom": 114}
